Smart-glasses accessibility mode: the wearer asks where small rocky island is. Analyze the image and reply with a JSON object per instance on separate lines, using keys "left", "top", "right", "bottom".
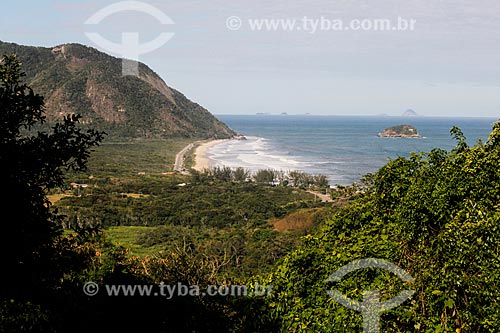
{"left": 377, "top": 124, "right": 422, "bottom": 138}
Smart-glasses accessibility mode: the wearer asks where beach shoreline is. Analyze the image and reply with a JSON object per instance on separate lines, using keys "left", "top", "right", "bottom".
{"left": 192, "top": 139, "right": 230, "bottom": 171}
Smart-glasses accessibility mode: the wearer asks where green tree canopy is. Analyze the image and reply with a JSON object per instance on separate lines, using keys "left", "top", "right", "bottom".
{"left": 254, "top": 122, "right": 500, "bottom": 332}
{"left": 0, "top": 54, "right": 104, "bottom": 297}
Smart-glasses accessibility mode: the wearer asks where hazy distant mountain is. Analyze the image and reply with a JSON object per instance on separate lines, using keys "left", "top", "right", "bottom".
{"left": 402, "top": 109, "right": 418, "bottom": 116}
{"left": 0, "top": 41, "right": 235, "bottom": 139}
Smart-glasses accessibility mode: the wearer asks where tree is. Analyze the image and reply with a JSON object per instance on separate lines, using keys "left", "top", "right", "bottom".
{"left": 254, "top": 169, "right": 276, "bottom": 185}
{"left": 313, "top": 174, "right": 329, "bottom": 189}
{"left": 255, "top": 123, "right": 500, "bottom": 332}
{"left": 0, "top": 54, "right": 104, "bottom": 298}
{"left": 232, "top": 167, "right": 250, "bottom": 182}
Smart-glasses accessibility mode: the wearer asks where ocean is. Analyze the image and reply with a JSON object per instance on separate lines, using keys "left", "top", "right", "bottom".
{"left": 209, "top": 115, "right": 498, "bottom": 185}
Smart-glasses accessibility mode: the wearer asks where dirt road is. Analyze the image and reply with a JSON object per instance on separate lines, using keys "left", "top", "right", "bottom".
{"left": 173, "top": 142, "right": 195, "bottom": 171}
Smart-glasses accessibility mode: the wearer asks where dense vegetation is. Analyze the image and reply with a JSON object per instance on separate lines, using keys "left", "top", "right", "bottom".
{"left": 253, "top": 125, "right": 500, "bottom": 332}
{"left": 0, "top": 54, "right": 106, "bottom": 330}
{"left": 2, "top": 54, "right": 499, "bottom": 332}
{"left": 50, "top": 135, "right": 335, "bottom": 276}
{"left": 0, "top": 40, "right": 235, "bottom": 139}
{"left": 58, "top": 175, "right": 318, "bottom": 228}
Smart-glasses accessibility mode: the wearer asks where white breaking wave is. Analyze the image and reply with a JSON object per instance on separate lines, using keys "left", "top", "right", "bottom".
{"left": 208, "top": 136, "right": 310, "bottom": 173}
{"left": 205, "top": 136, "right": 358, "bottom": 185}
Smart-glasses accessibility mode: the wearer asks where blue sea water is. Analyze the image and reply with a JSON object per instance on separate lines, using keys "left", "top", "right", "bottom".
{"left": 210, "top": 115, "right": 498, "bottom": 185}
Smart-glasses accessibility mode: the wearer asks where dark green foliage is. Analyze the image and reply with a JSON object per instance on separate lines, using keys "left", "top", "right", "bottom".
{"left": 252, "top": 123, "right": 500, "bottom": 332}
{"left": 56, "top": 177, "right": 317, "bottom": 228}
{"left": 0, "top": 53, "right": 328, "bottom": 332}
{"left": 56, "top": 168, "right": 320, "bottom": 228}
{"left": 0, "top": 54, "right": 104, "bottom": 298}
{"left": 201, "top": 165, "right": 234, "bottom": 182}
{"left": 233, "top": 167, "right": 251, "bottom": 182}
{"left": 0, "top": 54, "right": 108, "bottom": 330}
{"left": 56, "top": 142, "right": 328, "bottom": 279}
{"left": 0, "top": 53, "right": 242, "bottom": 333}
{"left": 6, "top": 46, "right": 500, "bottom": 332}
{"left": 254, "top": 169, "right": 277, "bottom": 184}
{"left": 133, "top": 224, "right": 308, "bottom": 277}
{"left": 389, "top": 124, "right": 419, "bottom": 136}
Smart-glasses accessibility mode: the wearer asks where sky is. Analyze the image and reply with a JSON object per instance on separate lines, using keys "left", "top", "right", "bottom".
{"left": 1, "top": 0, "right": 500, "bottom": 117}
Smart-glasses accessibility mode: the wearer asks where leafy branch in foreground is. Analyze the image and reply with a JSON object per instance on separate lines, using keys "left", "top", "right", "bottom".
{"left": 252, "top": 122, "right": 500, "bottom": 332}
{"left": 0, "top": 53, "right": 104, "bottom": 299}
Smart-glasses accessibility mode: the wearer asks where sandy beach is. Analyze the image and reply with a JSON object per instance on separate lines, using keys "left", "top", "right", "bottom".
{"left": 192, "top": 139, "right": 230, "bottom": 171}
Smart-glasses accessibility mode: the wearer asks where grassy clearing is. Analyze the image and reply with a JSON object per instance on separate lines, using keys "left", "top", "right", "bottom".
{"left": 47, "top": 192, "right": 72, "bottom": 204}
{"left": 82, "top": 139, "right": 193, "bottom": 179}
{"left": 104, "top": 226, "right": 165, "bottom": 257}
{"left": 271, "top": 208, "right": 324, "bottom": 231}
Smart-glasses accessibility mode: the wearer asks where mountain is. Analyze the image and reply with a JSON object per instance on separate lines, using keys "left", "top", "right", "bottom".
{"left": 0, "top": 41, "right": 235, "bottom": 139}
{"left": 402, "top": 109, "right": 418, "bottom": 116}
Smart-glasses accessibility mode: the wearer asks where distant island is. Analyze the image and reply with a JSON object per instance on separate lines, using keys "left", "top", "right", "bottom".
{"left": 402, "top": 109, "right": 418, "bottom": 116}
{"left": 378, "top": 124, "right": 422, "bottom": 138}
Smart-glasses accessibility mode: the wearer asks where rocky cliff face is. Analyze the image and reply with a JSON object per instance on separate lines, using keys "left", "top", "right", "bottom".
{"left": 0, "top": 41, "right": 235, "bottom": 139}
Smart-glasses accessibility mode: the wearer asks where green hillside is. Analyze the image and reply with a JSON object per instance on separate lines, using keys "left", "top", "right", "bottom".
{"left": 0, "top": 40, "right": 235, "bottom": 139}
{"left": 256, "top": 125, "right": 500, "bottom": 332}
{"left": 2, "top": 51, "right": 499, "bottom": 332}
